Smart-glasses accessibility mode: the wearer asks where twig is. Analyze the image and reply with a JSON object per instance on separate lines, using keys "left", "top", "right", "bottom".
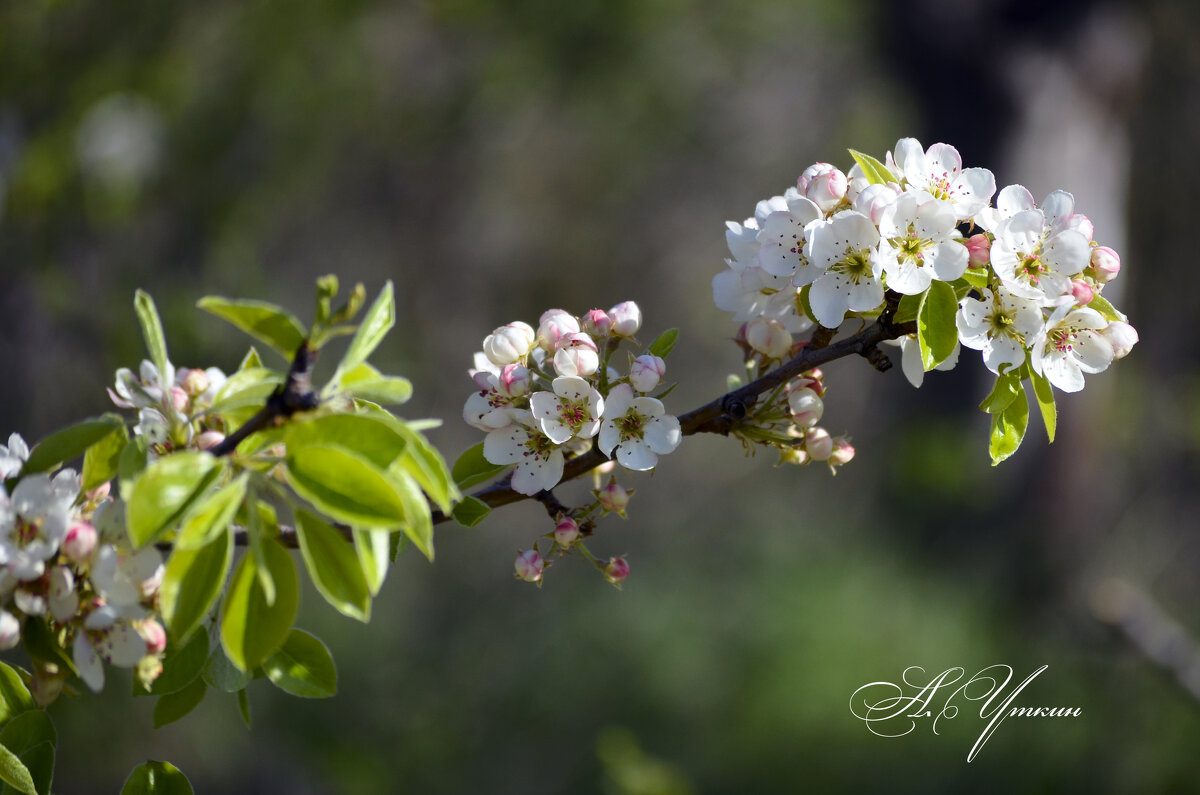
{"left": 209, "top": 341, "right": 320, "bottom": 457}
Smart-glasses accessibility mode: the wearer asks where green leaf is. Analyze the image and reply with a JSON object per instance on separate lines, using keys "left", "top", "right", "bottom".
{"left": 295, "top": 510, "right": 372, "bottom": 622}
{"left": 979, "top": 371, "right": 1023, "bottom": 415}
{"left": 315, "top": 274, "right": 339, "bottom": 326}
{"left": 208, "top": 368, "right": 285, "bottom": 415}
{"left": 152, "top": 676, "right": 207, "bottom": 729}
{"left": 120, "top": 760, "right": 194, "bottom": 795}
{"left": 117, "top": 435, "right": 149, "bottom": 490}
{"left": 175, "top": 475, "right": 247, "bottom": 550}
{"left": 236, "top": 689, "right": 252, "bottom": 728}
{"left": 1028, "top": 367, "right": 1057, "bottom": 443}
{"left": 285, "top": 414, "right": 408, "bottom": 470}
{"left": 82, "top": 421, "right": 129, "bottom": 492}
{"left": 646, "top": 328, "right": 679, "bottom": 358}
{"left": 451, "top": 442, "right": 508, "bottom": 489}
{"left": 989, "top": 390, "right": 1030, "bottom": 466}
{"left": 238, "top": 346, "right": 264, "bottom": 371}
{"left": 847, "top": 149, "right": 896, "bottom": 185}
{"left": 451, "top": 496, "right": 491, "bottom": 528}
{"left": 1086, "top": 292, "right": 1127, "bottom": 323}
{"left": 892, "top": 293, "right": 921, "bottom": 325}
{"left": 285, "top": 445, "right": 409, "bottom": 528}
{"left": 353, "top": 528, "right": 390, "bottom": 595}
{"left": 21, "top": 415, "right": 125, "bottom": 475}
{"left": 331, "top": 362, "right": 413, "bottom": 405}
{"left": 220, "top": 539, "right": 299, "bottom": 672}
{"left": 160, "top": 525, "right": 234, "bottom": 645}
{"left": 196, "top": 297, "right": 306, "bottom": 358}
{"left": 0, "top": 743, "right": 34, "bottom": 795}
{"left": 332, "top": 281, "right": 394, "bottom": 383}
{"left": 388, "top": 422, "right": 458, "bottom": 514}
{"left": 264, "top": 630, "right": 337, "bottom": 699}
{"left": 246, "top": 499, "right": 276, "bottom": 605}
{"left": 0, "top": 711, "right": 55, "bottom": 795}
{"left": 391, "top": 471, "right": 434, "bottom": 561}
{"left": 917, "top": 281, "right": 959, "bottom": 371}
{"left": 0, "top": 665, "right": 34, "bottom": 729}
{"left": 134, "top": 290, "right": 171, "bottom": 392}
{"left": 126, "top": 452, "right": 221, "bottom": 548}
{"left": 138, "top": 632, "right": 208, "bottom": 697}
{"left": 796, "top": 285, "right": 816, "bottom": 324}
{"left": 202, "top": 646, "right": 252, "bottom": 694}
{"left": 19, "top": 621, "right": 76, "bottom": 677}
{"left": 958, "top": 269, "right": 990, "bottom": 291}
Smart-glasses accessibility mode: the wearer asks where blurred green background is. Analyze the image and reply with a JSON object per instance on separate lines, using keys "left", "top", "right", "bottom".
{"left": 2, "top": 0, "right": 1199, "bottom": 791}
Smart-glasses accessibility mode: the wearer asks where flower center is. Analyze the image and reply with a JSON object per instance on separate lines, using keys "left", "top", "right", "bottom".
{"left": 15, "top": 518, "right": 40, "bottom": 544}
{"left": 557, "top": 397, "right": 589, "bottom": 431}
{"left": 1048, "top": 326, "right": 1078, "bottom": 354}
{"left": 616, "top": 411, "right": 645, "bottom": 442}
{"left": 1019, "top": 253, "right": 1045, "bottom": 284}
{"left": 522, "top": 432, "right": 556, "bottom": 460}
{"left": 835, "top": 250, "right": 872, "bottom": 282}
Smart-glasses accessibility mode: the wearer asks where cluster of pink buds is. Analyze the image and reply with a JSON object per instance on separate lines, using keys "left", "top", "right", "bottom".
{"left": 109, "top": 359, "right": 229, "bottom": 457}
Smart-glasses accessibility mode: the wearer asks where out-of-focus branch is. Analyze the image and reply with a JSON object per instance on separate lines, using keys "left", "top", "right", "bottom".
{"left": 209, "top": 341, "right": 321, "bottom": 458}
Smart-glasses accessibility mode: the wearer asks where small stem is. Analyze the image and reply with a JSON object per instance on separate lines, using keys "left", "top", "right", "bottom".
{"left": 210, "top": 341, "right": 321, "bottom": 457}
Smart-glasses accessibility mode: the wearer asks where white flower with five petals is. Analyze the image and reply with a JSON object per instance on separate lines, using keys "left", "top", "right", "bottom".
{"left": 1030, "top": 306, "right": 1114, "bottom": 393}
{"left": 529, "top": 377, "right": 604, "bottom": 444}
{"left": 598, "top": 384, "right": 681, "bottom": 471}
{"left": 483, "top": 412, "right": 565, "bottom": 496}
{"left": 873, "top": 191, "right": 968, "bottom": 295}
{"left": 956, "top": 286, "right": 1044, "bottom": 374}
{"left": 804, "top": 210, "right": 883, "bottom": 328}
{"left": 890, "top": 138, "right": 995, "bottom": 220}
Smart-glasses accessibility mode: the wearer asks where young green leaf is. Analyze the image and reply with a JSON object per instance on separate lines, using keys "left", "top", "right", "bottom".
{"left": 646, "top": 328, "right": 679, "bottom": 358}
{"left": 989, "top": 390, "right": 1030, "bottom": 466}
{"left": 81, "top": 421, "right": 129, "bottom": 492}
{"left": 295, "top": 510, "right": 372, "bottom": 622}
{"left": 451, "top": 496, "right": 491, "bottom": 528}
{"left": 134, "top": 290, "right": 171, "bottom": 392}
{"left": 196, "top": 297, "right": 307, "bottom": 358}
{"left": 392, "top": 470, "right": 434, "bottom": 561}
{"left": 315, "top": 274, "right": 339, "bottom": 326}
{"left": 979, "top": 371, "right": 1023, "bottom": 414}
{"left": 1027, "top": 367, "right": 1057, "bottom": 443}
{"left": 388, "top": 423, "right": 459, "bottom": 513}
{"left": 0, "top": 710, "right": 55, "bottom": 795}
{"left": 958, "top": 269, "right": 990, "bottom": 291}
{"left": 917, "top": 281, "right": 959, "bottom": 371}
{"left": 175, "top": 475, "right": 247, "bottom": 550}
{"left": 284, "top": 414, "right": 408, "bottom": 470}
{"left": 451, "top": 442, "right": 508, "bottom": 490}
{"left": 119, "top": 760, "right": 194, "bottom": 795}
{"left": 893, "top": 293, "right": 921, "bottom": 325}
{"left": 126, "top": 452, "right": 221, "bottom": 548}
{"left": 238, "top": 346, "right": 264, "bottom": 371}
{"left": 331, "top": 281, "right": 394, "bottom": 383}
{"left": 220, "top": 539, "right": 299, "bottom": 672}
{"left": 0, "top": 743, "right": 36, "bottom": 795}
{"left": 329, "top": 363, "right": 413, "bottom": 405}
{"left": 136, "top": 632, "right": 208, "bottom": 698}
{"left": 353, "top": 528, "right": 390, "bottom": 596}
{"left": 236, "top": 689, "right": 252, "bottom": 728}
{"left": 264, "top": 630, "right": 338, "bottom": 699}
{"left": 160, "top": 524, "right": 234, "bottom": 645}
{"left": 152, "top": 676, "right": 207, "bottom": 729}
{"left": 117, "top": 435, "right": 149, "bottom": 489}
{"left": 202, "top": 646, "right": 252, "bottom": 694}
{"left": 0, "top": 664, "right": 34, "bottom": 729}
{"left": 847, "top": 149, "right": 896, "bottom": 186}
{"left": 284, "top": 446, "right": 410, "bottom": 528}
{"left": 1086, "top": 293, "right": 1127, "bottom": 323}
{"left": 21, "top": 415, "right": 125, "bottom": 475}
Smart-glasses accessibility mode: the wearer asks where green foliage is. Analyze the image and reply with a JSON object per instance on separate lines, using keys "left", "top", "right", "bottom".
{"left": 202, "top": 646, "right": 251, "bottom": 695}
{"left": 451, "top": 496, "right": 492, "bottom": 527}
{"left": 285, "top": 414, "right": 408, "bottom": 470}
{"left": 264, "top": 630, "right": 338, "bottom": 699}
{"left": 979, "top": 371, "right": 1022, "bottom": 415}
{"left": 174, "top": 475, "right": 247, "bottom": 550}
{"left": 329, "top": 280, "right": 394, "bottom": 381}
{"left": 285, "top": 445, "right": 411, "bottom": 528}
{"left": 133, "top": 291, "right": 171, "bottom": 390}
{"left": 21, "top": 414, "right": 125, "bottom": 475}
{"left": 847, "top": 149, "right": 896, "bottom": 185}
{"left": 160, "top": 527, "right": 234, "bottom": 644}
{"left": 126, "top": 452, "right": 222, "bottom": 548}
{"left": 220, "top": 539, "right": 299, "bottom": 672}
{"left": 1086, "top": 292, "right": 1127, "bottom": 323}
{"left": 0, "top": 711, "right": 56, "bottom": 795}
{"left": 989, "top": 389, "right": 1029, "bottom": 466}
{"left": 120, "top": 761, "right": 194, "bottom": 795}
{"left": 0, "top": 665, "right": 34, "bottom": 730}
{"left": 647, "top": 328, "right": 679, "bottom": 358}
{"left": 353, "top": 528, "right": 391, "bottom": 595}
{"left": 81, "top": 421, "right": 129, "bottom": 492}
{"left": 137, "top": 633, "right": 208, "bottom": 698}
{"left": 452, "top": 442, "right": 509, "bottom": 489}
{"left": 335, "top": 363, "right": 413, "bottom": 405}
{"left": 1027, "top": 367, "right": 1057, "bottom": 443}
{"left": 152, "top": 677, "right": 207, "bottom": 729}
{"left": 196, "top": 297, "right": 307, "bottom": 359}
{"left": 916, "top": 282, "right": 958, "bottom": 371}
{"left": 295, "top": 510, "right": 372, "bottom": 622}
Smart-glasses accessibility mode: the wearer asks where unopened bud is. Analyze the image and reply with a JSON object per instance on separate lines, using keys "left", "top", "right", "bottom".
{"left": 779, "top": 447, "right": 810, "bottom": 466}
{"left": 483, "top": 321, "right": 536, "bottom": 366}
{"left": 1069, "top": 214, "right": 1094, "bottom": 241}
{"left": 608, "top": 301, "right": 642, "bottom": 337}
{"left": 554, "top": 517, "right": 580, "bottom": 548}
{"left": 745, "top": 317, "right": 792, "bottom": 360}
{"left": 798, "top": 162, "right": 848, "bottom": 213}
{"left": 0, "top": 611, "right": 20, "bottom": 651}
{"left": 596, "top": 479, "right": 632, "bottom": 517}
{"left": 965, "top": 233, "right": 991, "bottom": 269}
{"left": 169, "top": 386, "right": 189, "bottom": 413}
{"left": 1071, "top": 279, "right": 1094, "bottom": 306}
{"left": 829, "top": 438, "right": 856, "bottom": 466}
{"left": 498, "top": 364, "right": 531, "bottom": 398}
{"left": 514, "top": 549, "right": 545, "bottom": 583}
{"left": 538, "top": 309, "right": 580, "bottom": 350}
{"left": 604, "top": 557, "right": 631, "bottom": 585}
{"left": 63, "top": 522, "right": 98, "bottom": 564}
{"left": 553, "top": 332, "right": 600, "bottom": 377}
{"left": 30, "top": 667, "right": 64, "bottom": 707}
{"left": 136, "top": 655, "right": 163, "bottom": 691}
{"left": 1101, "top": 321, "right": 1138, "bottom": 360}
{"left": 630, "top": 355, "right": 666, "bottom": 393}
{"left": 787, "top": 386, "right": 824, "bottom": 429}
{"left": 1090, "top": 246, "right": 1121, "bottom": 284}
{"left": 582, "top": 309, "right": 612, "bottom": 337}
{"left": 180, "top": 368, "right": 211, "bottom": 397}
{"left": 195, "top": 430, "right": 226, "bottom": 451}
{"left": 139, "top": 619, "right": 168, "bottom": 655}
{"left": 805, "top": 427, "right": 834, "bottom": 461}
{"left": 851, "top": 182, "right": 899, "bottom": 224}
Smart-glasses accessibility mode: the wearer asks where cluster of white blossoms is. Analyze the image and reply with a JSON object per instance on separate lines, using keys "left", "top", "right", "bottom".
{"left": 714, "top": 138, "right": 1137, "bottom": 398}
{"left": 109, "top": 360, "right": 229, "bottom": 455}
{"left": 465, "top": 301, "right": 682, "bottom": 497}
{"left": 0, "top": 433, "right": 167, "bottom": 701}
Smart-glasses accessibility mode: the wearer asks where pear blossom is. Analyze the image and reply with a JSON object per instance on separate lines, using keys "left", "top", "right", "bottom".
{"left": 598, "top": 384, "right": 681, "bottom": 471}
{"left": 890, "top": 138, "right": 995, "bottom": 220}
{"left": 604, "top": 557, "right": 630, "bottom": 585}
{"left": 554, "top": 517, "right": 580, "bottom": 547}
{"left": 482, "top": 321, "right": 536, "bottom": 367}
{"left": 805, "top": 210, "right": 883, "bottom": 328}
{"left": 514, "top": 550, "right": 544, "bottom": 583}
{"left": 108, "top": 359, "right": 176, "bottom": 410}
{"left": 804, "top": 427, "right": 834, "bottom": 461}
{"left": 1030, "top": 306, "right": 1114, "bottom": 393}
{"left": 851, "top": 182, "right": 900, "bottom": 224}
{"left": 464, "top": 364, "right": 530, "bottom": 431}
{"left": 0, "top": 433, "right": 29, "bottom": 479}
{"left": 990, "top": 209, "right": 1091, "bottom": 303}
{"left": 483, "top": 413, "right": 565, "bottom": 496}
{"left": 538, "top": 310, "right": 580, "bottom": 350}
{"left": 1090, "top": 246, "right": 1121, "bottom": 284}
{"left": 553, "top": 332, "right": 600, "bottom": 377}
{"left": 91, "top": 544, "right": 163, "bottom": 609}
{"left": 529, "top": 376, "right": 604, "bottom": 444}
{"left": 0, "top": 470, "right": 79, "bottom": 581}
{"left": 712, "top": 265, "right": 809, "bottom": 331}
{"left": 73, "top": 607, "right": 151, "bottom": 692}
{"left": 755, "top": 194, "right": 822, "bottom": 279}
{"left": 888, "top": 335, "right": 961, "bottom": 388}
{"left": 629, "top": 355, "right": 666, "bottom": 393}
{"left": 1102, "top": 321, "right": 1138, "bottom": 360}
{"left": 745, "top": 317, "right": 792, "bottom": 360}
{"left": 956, "top": 287, "right": 1044, "bottom": 375}
{"left": 608, "top": 301, "right": 642, "bottom": 337}
{"left": 48, "top": 565, "right": 79, "bottom": 622}
{"left": 596, "top": 479, "right": 632, "bottom": 516}
{"left": 787, "top": 386, "right": 823, "bottom": 428}
{"left": 965, "top": 233, "right": 991, "bottom": 269}
{"left": 874, "top": 191, "right": 968, "bottom": 295}
{"left": 582, "top": 309, "right": 612, "bottom": 337}
{"left": 0, "top": 610, "right": 19, "bottom": 650}
{"left": 797, "top": 163, "right": 848, "bottom": 214}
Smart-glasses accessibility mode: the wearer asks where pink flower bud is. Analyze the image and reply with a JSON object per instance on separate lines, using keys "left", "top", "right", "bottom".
{"left": 179, "top": 368, "right": 211, "bottom": 396}
{"left": 1070, "top": 279, "right": 1094, "bottom": 306}
{"left": 965, "top": 233, "right": 991, "bottom": 269}
{"left": 582, "top": 309, "right": 613, "bottom": 337}
{"left": 629, "top": 355, "right": 666, "bottom": 393}
{"left": 1068, "top": 214, "right": 1094, "bottom": 241}
{"left": 1090, "top": 246, "right": 1121, "bottom": 284}
{"left": 62, "top": 522, "right": 97, "bottom": 564}
{"left": 538, "top": 310, "right": 581, "bottom": 350}
{"left": 787, "top": 386, "right": 824, "bottom": 429}
{"left": 0, "top": 611, "right": 20, "bottom": 651}
{"left": 745, "top": 318, "right": 792, "bottom": 360}
{"left": 169, "top": 386, "right": 189, "bottom": 413}
{"left": 1101, "top": 321, "right": 1138, "bottom": 360}
{"left": 779, "top": 447, "right": 810, "bottom": 466}
{"left": 498, "top": 364, "right": 531, "bottom": 398}
{"left": 805, "top": 427, "right": 833, "bottom": 462}
{"left": 604, "top": 557, "right": 630, "bottom": 585}
{"left": 195, "top": 430, "right": 226, "bottom": 451}
{"left": 483, "top": 321, "right": 536, "bottom": 366}
{"left": 851, "top": 182, "right": 899, "bottom": 224}
{"left": 139, "top": 619, "right": 167, "bottom": 656}
{"left": 597, "top": 480, "right": 632, "bottom": 516}
{"left": 829, "top": 438, "right": 855, "bottom": 466}
{"left": 514, "top": 549, "right": 544, "bottom": 583}
{"left": 608, "top": 301, "right": 642, "bottom": 337}
{"left": 798, "top": 162, "right": 848, "bottom": 213}
{"left": 554, "top": 517, "right": 580, "bottom": 547}
{"left": 553, "top": 332, "right": 600, "bottom": 377}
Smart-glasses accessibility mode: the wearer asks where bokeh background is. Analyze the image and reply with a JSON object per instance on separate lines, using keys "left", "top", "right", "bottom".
{"left": 2, "top": 0, "right": 1198, "bottom": 791}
